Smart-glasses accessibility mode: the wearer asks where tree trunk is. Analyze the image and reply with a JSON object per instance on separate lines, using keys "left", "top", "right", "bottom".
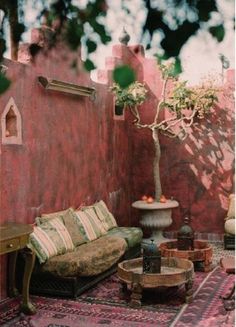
{"left": 9, "top": 0, "right": 19, "bottom": 61}
{"left": 152, "top": 128, "right": 162, "bottom": 201}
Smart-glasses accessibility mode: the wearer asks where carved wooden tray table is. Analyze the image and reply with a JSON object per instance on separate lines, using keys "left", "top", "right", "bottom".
{"left": 160, "top": 240, "right": 213, "bottom": 272}
{"left": 117, "top": 257, "right": 194, "bottom": 308}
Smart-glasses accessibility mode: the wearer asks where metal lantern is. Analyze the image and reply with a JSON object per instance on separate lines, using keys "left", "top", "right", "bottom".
{"left": 177, "top": 217, "right": 194, "bottom": 251}
{"left": 142, "top": 239, "right": 161, "bottom": 273}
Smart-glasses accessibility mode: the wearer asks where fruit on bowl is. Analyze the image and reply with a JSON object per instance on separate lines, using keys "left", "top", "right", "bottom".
{"left": 160, "top": 195, "right": 167, "bottom": 203}
{"left": 141, "top": 195, "right": 155, "bottom": 203}
{"left": 141, "top": 195, "right": 148, "bottom": 201}
{"left": 146, "top": 196, "right": 154, "bottom": 203}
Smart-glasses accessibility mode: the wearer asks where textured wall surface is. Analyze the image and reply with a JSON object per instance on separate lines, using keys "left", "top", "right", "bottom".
{"left": 0, "top": 27, "right": 234, "bottom": 299}
{"left": 129, "top": 67, "right": 234, "bottom": 233}
{"left": 0, "top": 29, "right": 133, "bottom": 298}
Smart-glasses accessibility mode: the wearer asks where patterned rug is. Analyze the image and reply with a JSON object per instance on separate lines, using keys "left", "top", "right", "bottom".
{"left": 0, "top": 242, "right": 234, "bottom": 327}
{"left": 0, "top": 266, "right": 234, "bottom": 327}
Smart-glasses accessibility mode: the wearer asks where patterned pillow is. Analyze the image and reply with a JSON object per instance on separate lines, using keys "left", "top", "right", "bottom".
{"left": 90, "top": 200, "right": 117, "bottom": 231}
{"left": 75, "top": 208, "right": 107, "bottom": 241}
{"left": 62, "top": 208, "right": 89, "bottom": 247}
{"left": 28, "top": 217, "right": 74, "bottom": 264}
{"left": 35, "top": 208, "right": 69, "bottom": 225}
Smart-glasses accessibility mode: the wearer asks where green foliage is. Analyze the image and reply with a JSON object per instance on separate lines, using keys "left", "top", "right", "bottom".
{"left": 0, "top": 72, "right": 11, "bottom": 94}
{"left": 143, "top": 0, "right": 224, "bottom": 59}
{"left": 11, "top": 22, "right": 25, "bottom": 44}
{"left": 111, "top": 81, "right": 147, "bottom": 108}
{"left": 0, "top": 38, "right": 6, "bottom": 62}
{"left": 209, "top": 24, "right": 225, "bottom": 42}
{"left": 0, "top": 0, "right": 232, "bottom": 93}
{"left": 113, "top": 65, "right": 136, "bottom": 89}
{"left": 157, "top": 61, "right": 217, "bottom": 120}
{"left": 86, "top": 39, "right": 97, "bottom": 53}
{"left": 83, "top": 58, "right": 96, "bottom": 71}
{"left": 65, "top": 19, "right": 83, "bottom": 50}
{"left": 157, "top": 57, "right": 182, "bottom": 79}
{"left": 163, "top": 80, "right": 218, "bottom": 119}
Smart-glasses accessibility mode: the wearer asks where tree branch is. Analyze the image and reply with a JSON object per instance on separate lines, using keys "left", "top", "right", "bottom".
{"left": 153, "top": 76, "right": 169, "bottom": 125}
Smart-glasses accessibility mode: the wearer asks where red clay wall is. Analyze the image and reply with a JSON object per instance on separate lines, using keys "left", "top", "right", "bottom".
{"left": 0, "top": 30, "right": 134, "bottom": 298}
{"left": 0, "top": 29, "right": 234, "bottom": 299}
{"left": 127, "top": 54, "right": 234, "bottom": 234}
{"left": 99, "top": 44, "right": 234, "bottom": 234}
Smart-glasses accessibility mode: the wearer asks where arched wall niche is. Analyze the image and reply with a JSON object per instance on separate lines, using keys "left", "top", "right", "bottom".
{"left": 1, "top": 97, "right": 22, "bottom": 145}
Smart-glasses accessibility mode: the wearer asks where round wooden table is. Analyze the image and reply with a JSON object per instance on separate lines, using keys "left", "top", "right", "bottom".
{"left": 118, "top": 257, "right": 194, "bottom": 308}
{"left": 160, "top": 240, "right": 213, "bottom": 272}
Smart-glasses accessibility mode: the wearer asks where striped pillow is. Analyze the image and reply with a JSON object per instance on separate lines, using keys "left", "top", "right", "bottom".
{"left": 92, "top": 200, "right": 117, "bottom": 231}
{"left": 75, "top": 208, "right": 107, "bottom": 241}
{"left": 28, "top": 217, "right": 74, "bottom": 264}
{"left": 62, "top": 208, "right": 89, "bottom": 247}
{"left": 36, "top": 208, "right": 69, "bottom": 225}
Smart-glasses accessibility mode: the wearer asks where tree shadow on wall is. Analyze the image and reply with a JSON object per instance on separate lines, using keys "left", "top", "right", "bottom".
{"left": 162, "top": 100, "right": 234, "bottom": 233}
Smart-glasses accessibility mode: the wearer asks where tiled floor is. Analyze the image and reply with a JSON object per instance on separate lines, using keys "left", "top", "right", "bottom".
{"left": 209, "top": 241, "right": 235, "bottom": 266}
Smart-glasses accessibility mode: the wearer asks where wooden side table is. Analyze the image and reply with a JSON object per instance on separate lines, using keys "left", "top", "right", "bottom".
{"left": 0, "top": 222, "right": 36, "bottom": 315}
{"left": 118, "top": 257, "right": 194, "bottom": 308}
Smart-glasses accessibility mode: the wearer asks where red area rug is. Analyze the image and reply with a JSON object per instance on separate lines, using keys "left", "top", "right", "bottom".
{"left": 0, "top": 267, "right": 234, "bottom": 327}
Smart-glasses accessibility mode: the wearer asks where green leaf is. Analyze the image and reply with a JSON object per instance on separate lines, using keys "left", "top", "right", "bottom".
{"left": 90, "top": 21, "right": 111, "bottom": 44}
{"left": 0, "top": 38, "right": 6, "bottom": 62}
{"left": 83, "top": 58, "right": 96, "bottom": 71}
{"left": 86, "top": 39, "right": 97, "bottom": 53}
{"left": 209, "top": 24, "right": 225, "bottom": 42}
{"left": 173, "top": 58, "right": 182, "bottom": 76}
{"left": 66, "top": 19, "right": 83, "bottom": 50}
{"left": 196, "top": 0, "right": 217, "bottom": 22}
{"left": 12, "top": 23, "right": 25, "bottom": 43}
{"left": 0, "top": 73, "right": 11, "bottom": 94}
{"left": 113, "top": 65, "right": 136, "bottom": 88}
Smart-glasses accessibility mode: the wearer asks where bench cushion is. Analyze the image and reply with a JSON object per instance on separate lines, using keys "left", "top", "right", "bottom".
{"left": 226, "top": 194, "right": 235, "bottom": 220}
{"left": 225, "top": 218, "right": 235, "bottom": 235}
{"left": 39, "top": 235, "right": 127, "bottom": 277}
{"left": 106, "top": 227, "right": 143, "bottom": 248}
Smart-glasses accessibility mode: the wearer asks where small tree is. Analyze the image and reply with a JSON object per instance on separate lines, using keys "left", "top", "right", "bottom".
{"left": 111, "top": 62, "right": 218, "bottom": 202}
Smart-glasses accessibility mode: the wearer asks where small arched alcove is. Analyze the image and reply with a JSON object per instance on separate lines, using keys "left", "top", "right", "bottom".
{"left": 1, "top": 97, "right": 22, "bottom": 145}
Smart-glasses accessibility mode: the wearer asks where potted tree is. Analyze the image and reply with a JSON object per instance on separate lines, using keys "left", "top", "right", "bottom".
{"left": 111, "top": 62, "right": 218, "bottom": 243}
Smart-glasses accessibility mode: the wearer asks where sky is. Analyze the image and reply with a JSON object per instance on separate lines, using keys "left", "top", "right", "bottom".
{"left": 3, "top": 0, "right": 235, "bottom": 85}
{"left": 88, "top": 0, "right": 235, "bottom": 85}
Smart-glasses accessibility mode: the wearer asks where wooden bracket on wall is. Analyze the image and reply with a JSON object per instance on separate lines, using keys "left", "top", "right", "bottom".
{"left": 38, "top": 76, "right": 96, "bottom": 100}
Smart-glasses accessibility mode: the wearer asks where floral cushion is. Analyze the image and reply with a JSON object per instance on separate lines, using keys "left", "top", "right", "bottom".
{"left": 39, "top": 235, "right": 127, "bottom": 277}
{"left": 28, "top": 217, "right": 74, "bottom": 264}
{"left": 106, "top": 227, "right": 143, "bottom": 248}
{"left": 82, "top": 200, "right": 117, "bottom": 231}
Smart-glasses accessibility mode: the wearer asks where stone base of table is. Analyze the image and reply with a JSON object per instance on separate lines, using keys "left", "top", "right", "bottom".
{"left": 118, "top": 257, "right": 194, "bottom": 308}
{"left": 132, "top": 200, "right": 179, "bottom": 245}
{"left": 159, "top": 240, "right": 213, "bottom": 272}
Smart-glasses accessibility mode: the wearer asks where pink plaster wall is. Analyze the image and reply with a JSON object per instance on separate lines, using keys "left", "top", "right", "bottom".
{"left": 0, "top": 29, "right": 134, "bottom": 298}
{"left": 0, "top": 28, "right": 234, "bottom": 299}
{"left": 102, "top": 44, "right": 234, "bottom": 234}
{"left": 119, "top": 44, "right": 235, "bottom": 234}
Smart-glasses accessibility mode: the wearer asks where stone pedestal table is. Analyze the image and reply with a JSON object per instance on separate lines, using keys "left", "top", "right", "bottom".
{"left": 132, "top": 200, "right": 179, "bottom": 245}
